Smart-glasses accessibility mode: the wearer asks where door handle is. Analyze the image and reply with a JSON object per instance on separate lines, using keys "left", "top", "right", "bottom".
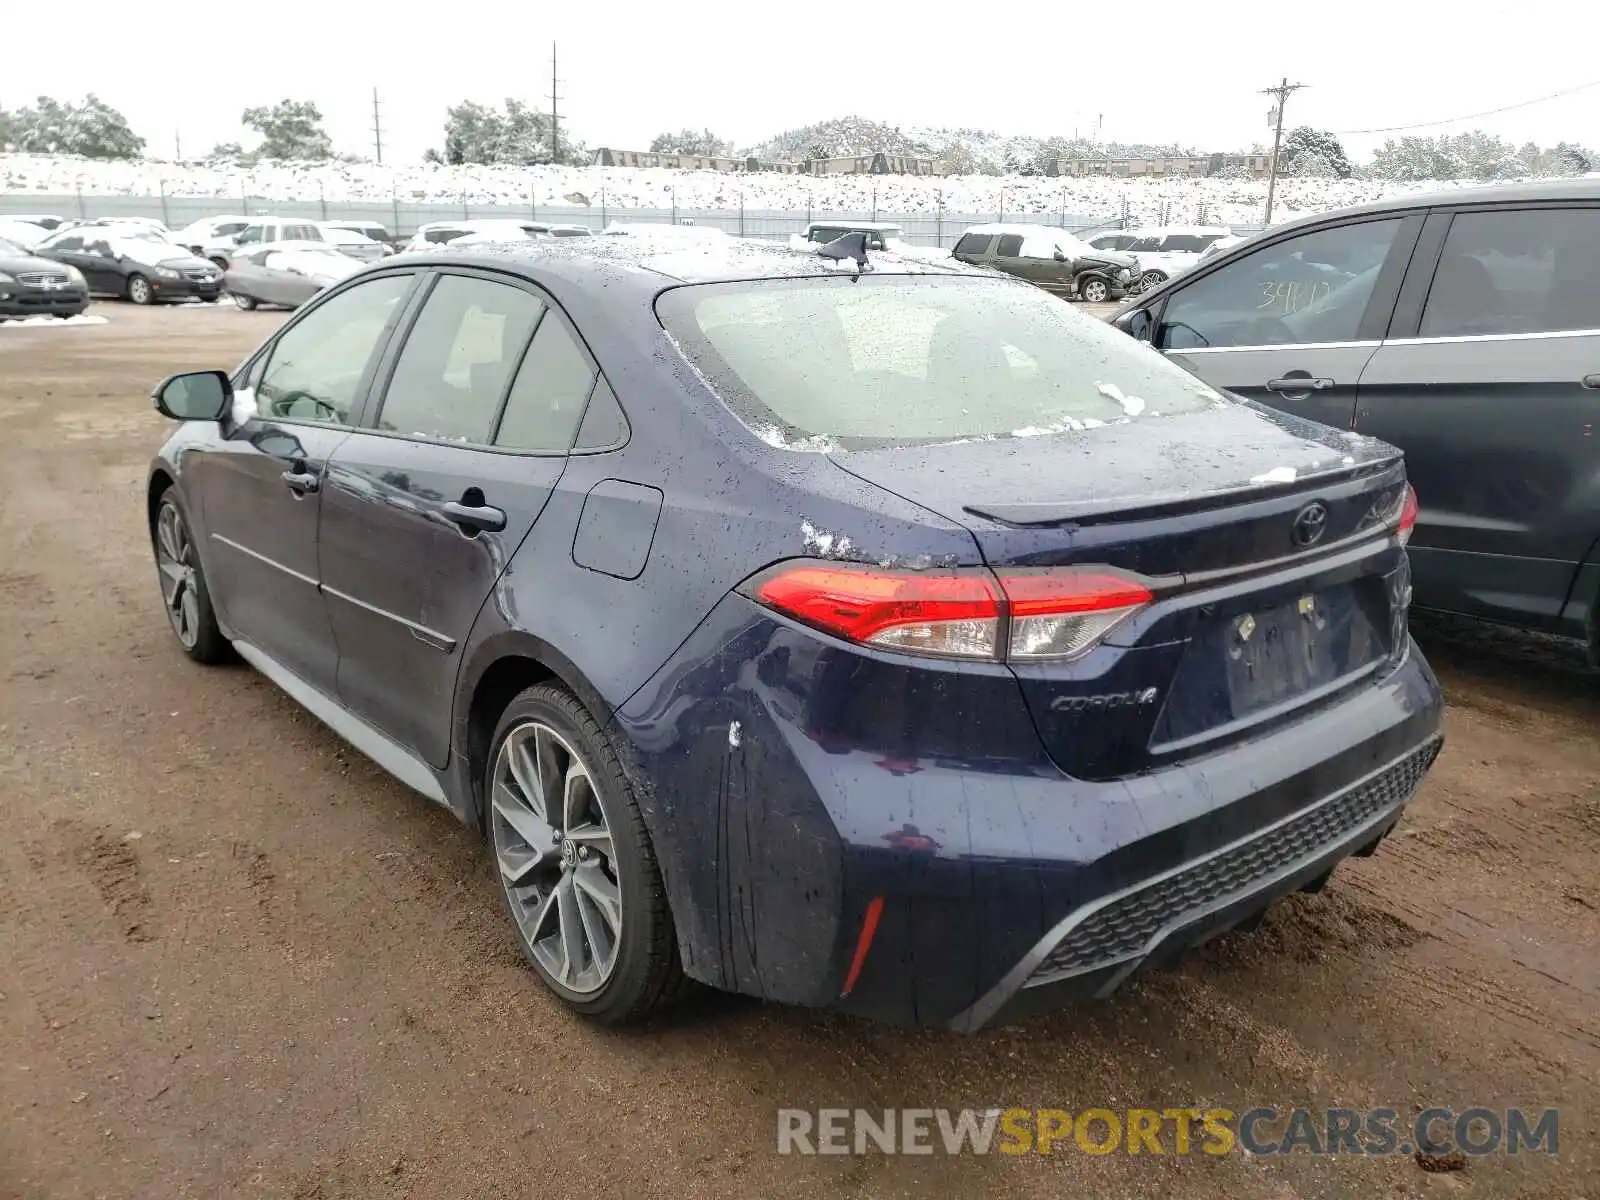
{"left": 281, "top": 468, "right": 320, "bottom": 495}
{"left": 1581, "top": 374, "right": 1600, "bottom": 390}
{"left": 1267, "top": 376, "right": 1335, "bottom": 393}
{"left": 442, "top": 501, "right": 506, "bottom": 534}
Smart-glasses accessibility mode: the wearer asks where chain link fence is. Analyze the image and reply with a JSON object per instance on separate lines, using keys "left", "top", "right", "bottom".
{"left": 1, "top": 192, "right": 1266, "bottom": 246}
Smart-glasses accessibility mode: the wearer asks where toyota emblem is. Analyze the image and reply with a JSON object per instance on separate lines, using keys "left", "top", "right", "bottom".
{"left": 1291, "top": 502, "right": 1329, "bottom": 548}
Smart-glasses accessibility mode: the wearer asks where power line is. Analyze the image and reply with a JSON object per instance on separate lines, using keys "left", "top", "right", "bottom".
{"left": 1261, "top": 77, "right": 1308, "bottom": 226}
{"left": 1333, "top": 76, "right": 1600, "bottom": 135}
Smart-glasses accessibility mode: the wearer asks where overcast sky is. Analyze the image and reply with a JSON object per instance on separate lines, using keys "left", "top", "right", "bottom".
{"left": 6, "top": 0, "right": 1599, "bottom": 164}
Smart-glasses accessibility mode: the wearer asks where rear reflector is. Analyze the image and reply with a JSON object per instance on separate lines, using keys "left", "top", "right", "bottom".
{"left": 1397, "top": 484, "right": 1418, "bottom": 546}
{"left": 748, "top": 563, "right": 1152, "bottom": 663}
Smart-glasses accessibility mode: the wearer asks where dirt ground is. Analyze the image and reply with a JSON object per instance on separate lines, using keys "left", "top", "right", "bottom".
{"left": 1, "top": 303, "right": 1596, "bottom": 1200}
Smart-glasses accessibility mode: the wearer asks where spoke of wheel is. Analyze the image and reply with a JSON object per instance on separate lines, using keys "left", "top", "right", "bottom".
{"left": 533, "top": 726, "right": 565, "bottom": 823}
{"left": 179, "top": 590, "right": 198, "bottom": 641}
{"left": 158, "top": 559, "right": 184, "bottom": 606}
{"left": 157, "top": 509, "right": 181, "bottom": 564}
{"left": 563, "top": 765, "right": 596, "bottom": 836}
{"left": 504, "top": 736, "right": 546, "bottom": 823}
{"left": 493, "top": 781, "right": 553, "bottom": 863}
{"left": 528, "top": 886, "right": 562, "bottom": 973}
{"left": 573, "top": 878, "right": 616, "bottom": 977}
{"left": 555, "top": 875, "right": 586, "bottom": 985}
{"left": 573, "top": 862, "right": 622, "bottom": 941}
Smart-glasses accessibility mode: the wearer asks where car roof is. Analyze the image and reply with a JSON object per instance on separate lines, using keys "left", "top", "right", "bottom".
{"left": 960, "top": 222, "right": 1079, "bottom": 237}
{"left": 1264, "top": 176, "right": 1600, "bottom": 236}
{"left": 400, "top": 234, "right": 987, "bottom": 293}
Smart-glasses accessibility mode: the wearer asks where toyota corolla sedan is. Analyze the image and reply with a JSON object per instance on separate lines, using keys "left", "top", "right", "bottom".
{"left": 144, "top": 236, "right": 1443, "bottom": 1031}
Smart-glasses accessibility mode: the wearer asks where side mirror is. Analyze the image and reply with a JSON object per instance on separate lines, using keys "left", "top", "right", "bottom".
{"left": 1114, "top": 307, "right": 1157, "bottom": 344}
{"left": 152, "top": 370, "right": 232, "bottom": 421}
{"left": 1053, "top": 249, "right": 1067, "bottom": 262}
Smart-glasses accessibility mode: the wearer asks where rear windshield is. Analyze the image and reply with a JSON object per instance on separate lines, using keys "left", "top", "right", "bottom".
{"left": 657, "top": 275, "right": 1222, "bottom": 449}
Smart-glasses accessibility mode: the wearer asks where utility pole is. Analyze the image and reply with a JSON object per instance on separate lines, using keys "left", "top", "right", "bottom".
{"left": 371, "top": 88, "right": 384, "bottom": 165}
{"left": 1260, "top": 77, "right": 1307, "bottom": 225}
{"left": 174, "top": 129, "right": 182, "bottom": 161}
{"left": 549, "top": 43, "right": 561, "bottom": 165}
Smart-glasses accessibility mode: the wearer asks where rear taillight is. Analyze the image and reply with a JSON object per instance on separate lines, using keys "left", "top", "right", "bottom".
{"left": 1396, "top": 484, "right": 1418, "bottom": 546}
{"left": 749, "top": 563, "right": 1152, "bottom": 663}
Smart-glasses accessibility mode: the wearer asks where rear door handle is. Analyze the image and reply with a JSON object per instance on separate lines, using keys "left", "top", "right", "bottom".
{"left": 442, "top": 501, "right": 507, "bottom": 534}
{"left": 1581, "top": 374, "right": 1600, "bottom": 390}
{"left": 281, "top": 468, "right": 320, "bottom": 495}
{"left": 1267, "top": 376, "right": 1335, "bottom": 393}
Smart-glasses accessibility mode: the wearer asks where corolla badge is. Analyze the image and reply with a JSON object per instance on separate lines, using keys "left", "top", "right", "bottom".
{"left": 1051, "top": 687, "right": 1159, "bottom": 713}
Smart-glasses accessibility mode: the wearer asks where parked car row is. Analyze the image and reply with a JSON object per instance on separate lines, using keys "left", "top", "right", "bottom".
{"left": 1085, "top": 225, "right": 1234, "bottom": 291}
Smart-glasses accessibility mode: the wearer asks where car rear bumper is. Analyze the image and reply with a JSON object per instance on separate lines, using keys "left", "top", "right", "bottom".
{"left": 616, "top": 593, "right": 1446, "bottom": 1030}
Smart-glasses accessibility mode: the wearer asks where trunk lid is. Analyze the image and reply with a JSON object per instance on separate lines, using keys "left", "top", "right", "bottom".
{"left": 829, "top": 404, "right": 1412, "bottom": 779}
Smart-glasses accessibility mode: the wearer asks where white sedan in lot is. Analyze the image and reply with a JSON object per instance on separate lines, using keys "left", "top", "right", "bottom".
{"left": 1086, "top": 225, "right": 1234, "bottom": 291}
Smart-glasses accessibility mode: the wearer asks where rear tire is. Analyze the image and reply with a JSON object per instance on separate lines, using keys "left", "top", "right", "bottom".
{"left": 231, "top": 291, "right": 258, "bottom": 311}
{"left": 125, "top": 274, "right": 153, "bottom": 305}
{"left": 486, "top": 684, "right": 683, "bottom": 1024}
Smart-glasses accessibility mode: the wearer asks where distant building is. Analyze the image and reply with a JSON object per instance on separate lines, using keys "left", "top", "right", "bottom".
{"left": 588, "top": 148, "right": 932, "bottom": 175}
{"left": 1046, "top": 153, "right": 1276, "bottom": 179}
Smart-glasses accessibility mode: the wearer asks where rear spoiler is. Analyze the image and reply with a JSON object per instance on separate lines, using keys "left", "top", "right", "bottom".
{"left": 964, "top": 454, "right": 1404, "bottom": 527}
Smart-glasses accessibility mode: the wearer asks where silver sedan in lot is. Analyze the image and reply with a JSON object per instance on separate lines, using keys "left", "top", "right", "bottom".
{"left": 222, "top": 243, "right": 363, "bottom": 310}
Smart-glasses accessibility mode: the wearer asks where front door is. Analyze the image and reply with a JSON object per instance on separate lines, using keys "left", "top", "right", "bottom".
{"left": 1152, "top": 214, "right": 1420, "bottom": 432}
{"left": 319, "top": 270, "right": 598, "bottom": 765}
{"left": 1354, "top": 204, "right": 1600, "bottom": 633}
{"left": 192, "top": 271, "right": 418, "bottom": 693}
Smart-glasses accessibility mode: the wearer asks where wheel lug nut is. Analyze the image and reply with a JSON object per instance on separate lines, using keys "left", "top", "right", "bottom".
{"left": 577, "top": 846, "right": 590, "bottom": 860}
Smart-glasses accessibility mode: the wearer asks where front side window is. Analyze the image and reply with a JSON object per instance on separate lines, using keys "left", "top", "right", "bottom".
{"left": 376, "top": 275, "right": 546, "bottom": 444}
{"left": 256, "top": 273, "right": 413, "bottom": 424}
{"left": 994, "top": 234, "right": 1025, "bottom": 258}
{"left": 236, "top": 225, "right": 264, "bottom": 246}
{"left": 45, "top": 234, "right": 83, "bottom": 252}
{"left": 658, "top": 275, "right": 1222, "bottom": 449}
{"left": 1158, "top": 217, "right": 1403, "bottom": 350}
{"left": 495, "top": 314, "right": 598, "bottom": 453}
{"left": 1419, "top": 208, "right": 1600, "bottom": 338}
{"left": 215, "top": 221, "right": 248, "bottom": 238}
{"left": 1129, "top": 236, "right": 1163, "bottom": 252}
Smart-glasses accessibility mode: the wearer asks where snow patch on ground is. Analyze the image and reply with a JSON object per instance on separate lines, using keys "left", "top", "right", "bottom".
{"left": 727, "top": 721, "right": 742, "bottom": 749}
{"left": 0, "top": 313, "right": 108, "bottom": 328}
{"left": 800, "top": 519, "right": 853, "bottom": 558}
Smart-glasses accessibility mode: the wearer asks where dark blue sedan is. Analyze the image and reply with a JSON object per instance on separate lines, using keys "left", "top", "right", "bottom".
{"left": 144, "top": 234, "right": 1443, "bottom": 1031}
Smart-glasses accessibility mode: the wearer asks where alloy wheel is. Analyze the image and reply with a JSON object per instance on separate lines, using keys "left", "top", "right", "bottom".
{"left": 1082, "top": 279, "right": 1109, "bottom": 303}
{"left": 128, "top": 276, "right": 152, "bottom": 305}
{"left": 491, "top": 721, "right": 623, "bottom": 996}
{"left": 155, "top": 501, "right": 200, "bottom": 649}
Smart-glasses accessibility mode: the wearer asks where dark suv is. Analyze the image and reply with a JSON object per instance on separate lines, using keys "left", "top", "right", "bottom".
{"left": 953, "top": 223, "right": 1139, "bottom": 302}
{"left": 1110, "top": 179, "right": 1600, "bottom": 662}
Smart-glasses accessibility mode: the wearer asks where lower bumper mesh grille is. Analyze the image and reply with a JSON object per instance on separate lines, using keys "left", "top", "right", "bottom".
{"left": 1030, "top": 740, "right": 1441, "bottom": 983}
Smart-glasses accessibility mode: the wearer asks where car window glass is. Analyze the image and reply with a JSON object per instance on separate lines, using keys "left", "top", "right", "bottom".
{"left": 952, "top": 233, "right": 990, "bottom": 257}
{"left": 50, "top": 235, "right": 83, "bottom": 252}
{"left": 572, "top": 377, "right": 628, "bottom": 450}
{"left": 376, "top": 275, "right": 545, "bottom": 444}
{"left": 1129, "top": 236, "right": 1163, "bottom": 252}
{"left": 256, "top": 273, "right": 412, "bottom": 425}
{"left": 216, "top": 221, "right": 247, "bottom": 237}
{"left": 237, "top": 226, "right": 263, "bottom": 245}
{"left": 1418, "top": 208, "right": 1600, "bottom": 338}
{"left": 1159, "top": 218, "right": 1403, "bottom": 350}
{"left": 994, "top": 234, "right": 1025, "bottom": 258}
{"left": 1161, "top": 234, "right": 1210, "bottom": 253}
{"left": 495, "top": 314, "right": 598, "bottom": 453}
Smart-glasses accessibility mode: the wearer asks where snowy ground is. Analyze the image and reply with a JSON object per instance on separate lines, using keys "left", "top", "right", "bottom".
{"left": 0, "top": 313, "right": 108, "bottom": 328}
{"left": 0, "top": 153, "right": 1489, "bottom": 237}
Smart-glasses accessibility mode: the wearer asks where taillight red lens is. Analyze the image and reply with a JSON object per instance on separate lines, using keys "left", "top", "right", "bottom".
{"left": 751, "top": 564, "right": 1153, "bottom": 662}
{"left": 1397, "top": 484, "right": 1418, "bottom": 546}
{"left": 755, "top": 565, "right": 1001, "bottom": 659}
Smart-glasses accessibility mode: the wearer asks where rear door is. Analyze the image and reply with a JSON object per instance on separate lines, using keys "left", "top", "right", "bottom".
{"left": 319, "top": 269, "right": 602, "bottom": 765}
{"left": 1354, "top": 202, "right": 1600, "bottom": 633}
{"left": 1150, "top": 213, "right": 1422, "bottom": 432}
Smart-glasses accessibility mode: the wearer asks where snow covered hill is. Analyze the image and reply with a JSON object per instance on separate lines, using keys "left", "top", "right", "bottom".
{"left": 0, "top": 152, "right": 1486, "bottom": 232}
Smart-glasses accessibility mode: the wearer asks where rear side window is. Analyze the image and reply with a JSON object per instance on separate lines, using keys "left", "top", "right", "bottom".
{"left": 994, "top": 234, "right": 1024, "bottom": 258}
{"left": 426, "top": 228, "right": 466, "bottom": 244}
{"left": 495, "top": 315, "right": 597, "bottom": 452}
{"left": 257, "top": 273, "right": 413, "bottom": 424}
{"left": 377, "top": 275, "right": 546, "bottom": 444}
{"left": 953, "top": 233, "right": 992, "bottom": 257}
{"left": 1161, "top": 234, "right": 1213, "bottom": 253}
{"left": 1418, "top": 208, "right": 1600, "bottom": 338}
{"left": 658, "top": 276, "right": 1221, "bottom": 449}
{"left": 573, "top": 377, "right": 628, "bottom": 449}
{"left": 1159, "top": 217, "right": 1404, "bottom": 349}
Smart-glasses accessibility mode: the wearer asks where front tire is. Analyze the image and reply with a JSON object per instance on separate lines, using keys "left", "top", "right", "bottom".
{"left": 1078, "top": 276, "right": 1110, "bottom": 303}
{"left": 153, "top": 488, "right": 230, "bottom": 664}
{"left": 125, "top": 274, "right": 153, "bottom": 305}
{"left": 231, "top": 291, "right": 258, "bottom": 311}
{"left": 487, "top": 684, "right": 683, "bottom": 1023}
{"left": 1136, "top": 269, "right": 1167, "bottom": 293}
